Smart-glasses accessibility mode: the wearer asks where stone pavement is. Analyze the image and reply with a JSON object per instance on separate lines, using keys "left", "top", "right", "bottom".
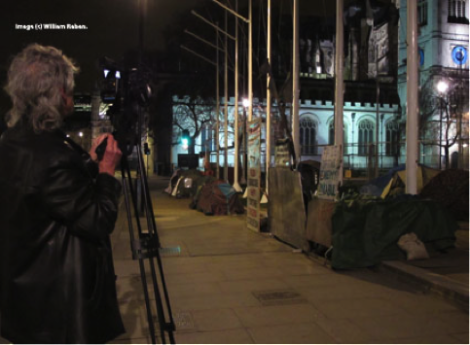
{"left": 109, "top": 175, "right": 469, "bottom": 344}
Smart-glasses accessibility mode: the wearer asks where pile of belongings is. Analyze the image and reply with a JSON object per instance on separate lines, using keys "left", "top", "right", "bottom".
{"left": 190, "top": 178, "right": 244, "bottom": 216}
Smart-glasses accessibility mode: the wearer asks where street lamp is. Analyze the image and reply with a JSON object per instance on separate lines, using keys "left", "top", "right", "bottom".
{"left": 436, "top": 81, "right": 449, "bottom": 94}
{"left": 242, "top": 98, "right": 250, "bottom": 108}
{"left": 436, "top": 80, "right": 448, "bottom": 169}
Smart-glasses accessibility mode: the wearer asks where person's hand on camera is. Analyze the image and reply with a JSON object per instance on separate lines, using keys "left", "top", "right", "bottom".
{"left": 89, "top": 133, "right": 110, "bottom": 162}
{"left": 96, "top": 135, "right": 122, "bottom": 176}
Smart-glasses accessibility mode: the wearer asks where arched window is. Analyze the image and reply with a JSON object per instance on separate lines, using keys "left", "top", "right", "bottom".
{"left": 328, "top": 122, "right": 348, "bottom": 154}
{"left": 300, "top": 117, "right": 317, "bottom": 155}
{"left": 418, "top": 0, "right": 428, "bottom": 25}
{"left": 328, "top": 122, "right": 335, "bottom": 146}
{"left": 448, "top": 0, "right": 468, "bottom": 23}
{"left": 386, "top": 120, "right": 399, "bottom": 156}
{"left": 358, "top": 119, "right": 375, "bottom": 156}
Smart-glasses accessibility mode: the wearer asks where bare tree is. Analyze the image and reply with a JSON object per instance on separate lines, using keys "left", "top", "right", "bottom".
{"left": 419, "top": 75, "right": 468, "bottom": 169}
{"left": 172, "top": 95, "right": 218, "bottom": 154}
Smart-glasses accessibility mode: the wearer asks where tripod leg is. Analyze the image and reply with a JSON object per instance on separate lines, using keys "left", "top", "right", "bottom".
{"left": 121, "top": 159, "right": 158, "bottom": 344}
{"left": 136, "top": 146, "right": 176, "bottom": 342}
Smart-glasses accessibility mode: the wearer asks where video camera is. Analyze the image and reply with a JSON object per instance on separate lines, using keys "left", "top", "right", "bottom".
{"left": 99, "top": 56, "right": 152, "bottom": 110}
{"left": 98, "top": 57, "right": 152, "bottom": 154}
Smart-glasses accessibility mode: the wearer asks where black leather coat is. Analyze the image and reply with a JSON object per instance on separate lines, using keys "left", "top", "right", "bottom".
{"left": 0, "top": 122, "right": 125, "bottom": 343}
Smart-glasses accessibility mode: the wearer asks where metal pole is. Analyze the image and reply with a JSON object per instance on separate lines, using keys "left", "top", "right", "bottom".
{"left": 248, "top": 0, "right": 253, "bottom": 121}
{"left": 406, "top": 0, "right": 419, "bottom": 194}
{"left": 191, "top": 10, "right": 236, "bottom": 40}
{"left": 375, "top": 46, "right": 380, "bottom": 178}
{"left": 233, "top": 0, "right": 242, "bottom": 191}
{"left": 439, "top": 98, "right": 442, "bottom": 170}
{"left": 180, "top": 45, "right": 217, "bottom": 66}
{"left": 184, "top": 30, "right": 223, "bottom": 52}
{"left": 292, "top": 0, "right": 301, "bottom": 165}
{"left": 212, "top": 0, "right": 250, "bottom": 23}
{"left": 224, "top": 11, "right": 229, "bottom": 182}
{"left": 211, "top": 0, "right": 250, "bottom": 185}
{"left": 265, "top": 0, "right": 272, "bottom": 193}
{"left": 334, "top": 0, "right": 344, "bottom": 186}
{"left": 216, "top": 25, "right": 220, "bottom": 179}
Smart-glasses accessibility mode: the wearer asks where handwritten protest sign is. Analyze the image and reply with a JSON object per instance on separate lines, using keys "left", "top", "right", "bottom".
{"left": 316, "top": 145, "right": 341, "bottom": 200}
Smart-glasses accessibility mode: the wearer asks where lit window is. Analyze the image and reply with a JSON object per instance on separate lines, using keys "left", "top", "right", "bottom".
{"left": 418, "top": 0, "right": 428, "bottom": 25}
{"left": 358, "top": 119, "right": 375, "bottom": 156}
{"left": 386, "top": 121, "right": 399, "bottom": 156}
{"left": 300, "top": 117, "right": 317, "bottom": 155}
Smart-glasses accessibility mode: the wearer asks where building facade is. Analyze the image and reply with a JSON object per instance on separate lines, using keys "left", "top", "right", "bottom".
{"left": 397, "top": 0, "right": 469, "bottom": 169}
{"left": 171, "top": 96, "right": 400, "bottom": 178}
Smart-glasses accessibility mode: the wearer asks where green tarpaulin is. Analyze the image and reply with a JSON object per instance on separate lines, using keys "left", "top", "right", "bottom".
{"left": 331, "top": 197, "right": 457, "bottom": 269}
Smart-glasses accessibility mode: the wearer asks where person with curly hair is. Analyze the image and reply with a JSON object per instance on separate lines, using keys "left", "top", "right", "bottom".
{"left": 0, "top": 44, "right": 125, "bottom": 344}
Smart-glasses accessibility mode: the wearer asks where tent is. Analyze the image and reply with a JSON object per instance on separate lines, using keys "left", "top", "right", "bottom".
{"left": 360, "top": 165, "right": 405, "bottom": 197}
{"left": 191, "top": 180, "right": 244, "bottom": 216}
{"left": 380, "top": 165, "right": 440, "bottom": 198}
{"left": 420, "top": 169, "right": 469, "bottom": 221}
{"left": 165, "top": 169, "right": 203, "bottom": 198}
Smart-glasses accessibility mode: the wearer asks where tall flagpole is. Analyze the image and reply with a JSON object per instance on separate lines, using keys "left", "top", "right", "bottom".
{"left": 334, "top": 0, "right": 344, "bottom": 187}
{"left": 292, "top": 0, "right": 300, "bottom": 164}
{"left": 265, "top": 0, "right": 272, "bottom": 194}
{"left": 406, "top": 0, "right": 419, "bottom": 194}
{"left": 233, "top": 0, "right": 242, "bottom": 191}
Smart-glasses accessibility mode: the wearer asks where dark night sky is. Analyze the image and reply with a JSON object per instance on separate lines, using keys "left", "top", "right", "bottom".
{"left": 0, "top": 0, "right": 211, "bottom": 94}
{"left": 0, "top": 0, "right": 335, "bottom": 117}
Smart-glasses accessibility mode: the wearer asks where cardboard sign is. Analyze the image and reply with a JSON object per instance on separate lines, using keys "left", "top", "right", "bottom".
{"left": 247, "top": 118, "right": 261, "bottom": 232}
{"left": 274, "top": 139, "right": 291, "bottom": 168}
{"left": 316, "top": 145, "right": 341, "bottom": 200}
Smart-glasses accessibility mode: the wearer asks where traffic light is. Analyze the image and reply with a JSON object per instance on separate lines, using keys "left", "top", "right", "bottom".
{"left": 181, "top": 129, "right": 190, "bottom": 149}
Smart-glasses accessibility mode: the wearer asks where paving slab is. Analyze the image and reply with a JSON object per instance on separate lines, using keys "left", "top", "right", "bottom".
{"left": 247, "top": 322, "right": 337, "bottom": 344}
{"left": 109, "top": 176, "right": 469, "bottom": 344}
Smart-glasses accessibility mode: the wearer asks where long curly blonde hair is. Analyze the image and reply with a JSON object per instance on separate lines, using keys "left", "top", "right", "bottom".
{"left": 4, "top": 44, "right": 79, "bottom": 132}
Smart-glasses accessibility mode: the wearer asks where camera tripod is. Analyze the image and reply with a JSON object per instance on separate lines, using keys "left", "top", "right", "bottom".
{"left": 119, "top": 142, "right": 176, "bottom": 344}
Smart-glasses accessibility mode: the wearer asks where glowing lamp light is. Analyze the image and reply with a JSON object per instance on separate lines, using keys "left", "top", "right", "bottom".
{"left": 182, "top": 138, "right": 189, "bottom": 150}
{"left": 103, "top": 69, "right": 110, "bottom": 78}
{"left": 436, "top": 81, "right": 449, "bottom": 94}
{"left": 242, "top": 98, "right": 250, "bottom": 108}
{"left": 115, "top": 71, "right": 121, "bottom": 79}
{"left": 78, "top": 132, "right": 83, "bottom": 137}
{"left": 181, "top": 129, "right": 190, "bottom": 150}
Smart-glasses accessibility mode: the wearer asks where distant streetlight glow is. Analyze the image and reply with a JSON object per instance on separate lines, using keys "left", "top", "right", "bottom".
{"left": 242, "top": 98, "right": 250, "bottom": 108}
{"left": 436, "top": 81, "right": 448, "bottom": 94}
{"left": 79, "top": 132, "right": 83, "bottom": 137}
